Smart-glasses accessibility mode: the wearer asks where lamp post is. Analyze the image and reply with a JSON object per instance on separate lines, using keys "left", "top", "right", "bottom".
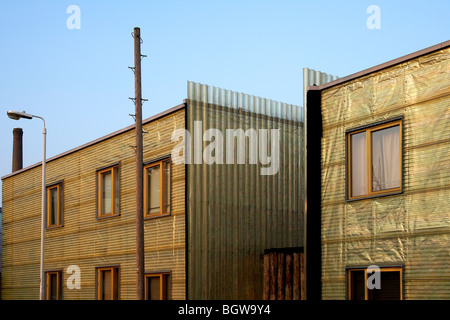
{"left": 7, "top": 110, "right": 46, "bottom": 300}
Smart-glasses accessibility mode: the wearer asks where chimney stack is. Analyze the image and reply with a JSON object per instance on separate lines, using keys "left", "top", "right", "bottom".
{"left": 12, "top": 127, "right": 23, "bottom": 172}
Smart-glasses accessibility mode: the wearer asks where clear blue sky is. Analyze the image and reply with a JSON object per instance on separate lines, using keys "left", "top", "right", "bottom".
{"left": 1, "top": 0, "right": 449, "bottom": 202}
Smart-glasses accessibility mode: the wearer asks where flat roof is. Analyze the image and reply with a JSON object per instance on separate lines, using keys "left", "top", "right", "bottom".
{"left": 2, "top": 102, "right": 186, "bottom": 180}
{"left": 307, "top": 40, "right": 450, "bottom": 91}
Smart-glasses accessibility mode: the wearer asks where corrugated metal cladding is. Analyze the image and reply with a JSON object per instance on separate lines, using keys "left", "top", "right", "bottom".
{"left": 320, "top": 46, "right": 450, "bottom": 299}
{"left": 1, "top": 108, "right": 186, "bottom": 299}
{"left": 186, "top": 81, "right": 304, "bottom": 299}
{"left": 303, "top": 68, "right": 339, "bottom": 110}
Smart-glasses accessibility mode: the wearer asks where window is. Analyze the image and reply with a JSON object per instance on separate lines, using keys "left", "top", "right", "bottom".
{"left": 97, "top": 165, "right": 120, "bottom": 218}
{"left": 46, "top": 271, "right": 62, "bottom": 300}
{"left": 144, "top": 158, "right": 171, "bottom": 218}
{"left": 47, "top": 183, "right": 63, "bottom": 228}
{"left": 97, "top": 267, "right": 119, "bottom": 300}
{"left": 347, "top": 267, "right": 403, "bottom": 300}
{"left": 347, "top": 119, "right": 402, "bottom": 200}
{"left": 145, "top": 273, "right": 170, "bottom": 300}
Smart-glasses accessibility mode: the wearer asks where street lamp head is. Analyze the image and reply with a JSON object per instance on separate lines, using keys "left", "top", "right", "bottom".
{"left": 7, "top": 110, "right": 33, "bottom": 120}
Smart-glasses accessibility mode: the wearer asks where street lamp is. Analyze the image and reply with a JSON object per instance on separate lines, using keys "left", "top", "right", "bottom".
{"left": 7, "top": 110, "right": 47, "bottom": 300}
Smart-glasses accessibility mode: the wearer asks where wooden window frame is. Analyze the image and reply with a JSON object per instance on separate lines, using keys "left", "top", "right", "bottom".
{"left": 144, "top": 272, "right": 170, "bottom": 300}
{"left": 96, "top": 266, "right": 120, "bottom": 300}
{"left": 96, "top": 164, "right": 120, "bottom": 219}
{"left": 46, "top": 182, "right": 63, "bottom": 229}
{"left": 347, "top": 266, "right": 403, "bottom": 300}
{"left": 45, "top": 270, "right": 62, "bottom": 300}
{"left": 143, "top": 158, "right": 171, "bottom": 219}
{"left": 346, "top": 118, "right": 403, "bottom": 201}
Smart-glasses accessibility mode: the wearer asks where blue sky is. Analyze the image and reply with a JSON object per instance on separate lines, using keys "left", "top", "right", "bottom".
{"left": 1, "top": 0, "right": 449, "bottom": 202}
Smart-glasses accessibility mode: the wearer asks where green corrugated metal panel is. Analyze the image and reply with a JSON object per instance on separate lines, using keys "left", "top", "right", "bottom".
{"left": 187, "top": 81, "right": 304, "bottom": 299}
{"left": 320, "top": 47, "right": 450, "bottom": 300}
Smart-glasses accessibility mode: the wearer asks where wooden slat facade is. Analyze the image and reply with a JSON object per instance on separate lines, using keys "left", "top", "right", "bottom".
{"left": 1, "top": 107, "right": 186, "bottom": 300}
{"left": 262, "top": 249, "right": 304, "bottom": 300}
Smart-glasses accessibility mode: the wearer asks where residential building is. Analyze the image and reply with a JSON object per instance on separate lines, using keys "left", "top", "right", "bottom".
{"left": 306, "top": 40, "right": 450, "bottom": 299}
{"left": 1, "top": 82, "right": 305, "bottom": 300}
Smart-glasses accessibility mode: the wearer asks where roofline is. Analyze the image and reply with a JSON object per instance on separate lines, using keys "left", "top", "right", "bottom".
{"left": 2, "top": 102, "right": 186, "bottom": 180}
{"left": 307, "top": 40, "right": 450, "bottom": 92}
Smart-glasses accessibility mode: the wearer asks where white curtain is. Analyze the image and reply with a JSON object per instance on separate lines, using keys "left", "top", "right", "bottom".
{"left": 102, "top": 171, "right": 112, "bottom": 214}
{"left": 351, "top": 132, "right": 367, "bottom": 197}
{"left": 148, "top": 165, "right": 161, "bottom": 214}
{"left": 371, "top": 126, "right": 400, "bottom": 191}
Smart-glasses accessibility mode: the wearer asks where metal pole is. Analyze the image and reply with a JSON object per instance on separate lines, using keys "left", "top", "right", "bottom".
{"left": 37, "top": 117, "right": 46, "bottom": 300}
{"left": 134, "top": 27, "right": 145, "bottom": 300}
{"left": 6, "top": 111, "right": 46, "bottom": 300}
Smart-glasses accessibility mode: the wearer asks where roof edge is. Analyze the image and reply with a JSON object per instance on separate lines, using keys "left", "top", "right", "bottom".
{"left": 309, "top": 40, "right": 450, "bottom": 91}
{"left": 2, "top": 102, "right": 186, "bottom": 180}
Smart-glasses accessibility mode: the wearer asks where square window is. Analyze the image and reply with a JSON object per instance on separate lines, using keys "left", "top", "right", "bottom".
{"left": 347, "top": 119, "right": 402, "bottom": 200}
{"left": 145, "top": 273, "right": 170, "bottom": 300}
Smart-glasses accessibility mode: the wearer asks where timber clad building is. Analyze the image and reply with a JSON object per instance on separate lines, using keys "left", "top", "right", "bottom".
{"left": 1, "top": 82, "right": 305, "bottom": 300}
{"left": 2, "top": 104, "right": 187, "bottom": 300}
{"left": 2, "top": 41, "right": 449, "bottom": 300}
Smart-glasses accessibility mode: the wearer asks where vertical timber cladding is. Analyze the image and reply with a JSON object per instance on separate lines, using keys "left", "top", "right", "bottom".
{"left": 320, "top": 46, "right": 450, "bottom": 299}
{"left": 187, "top": 81, "right": 304, "bottom": 299}
{"left": 1, "top": 107, "right": 186, "bottom": 300}
{"left": 262, "top": 248, "right": 305, "bottom": 300}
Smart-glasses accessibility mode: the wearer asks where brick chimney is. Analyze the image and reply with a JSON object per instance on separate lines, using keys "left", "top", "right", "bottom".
{"left": 12, "top": 127, "right": 23, "bottom": 172}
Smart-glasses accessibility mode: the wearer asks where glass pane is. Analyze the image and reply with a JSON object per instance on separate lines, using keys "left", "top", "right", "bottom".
{"left": 368, "top": 271, "right": 401, "bottom": 300}
{"left": 102, "top": 270, "right": 112, "bottom": 300}
{"left": 164, "top": 274, "right": 170, "bottom": 300}
{"left": 49, "top": 187, "right": 58, "bottom": 225}
{"left": 148, "top": 276, "right": 161, "bottom": 300}
{"left": 162, "top": 161, "right": 170, "bottom": 213}
{"left": 349, "top": 270, "right": 365, "bottom": 300}
{"left": 50, "top": 273, "right": 58, "bottom": 300}
{"left": 371, "top": 126, "right": 400, "bottom": 192}
{"left": 112, "top": 268, "right": 119, "bottom": 300}
{"left": 148, "top": 165, "right": 161, "bottom": 214}
{"left": 351, "top": 132, "right": 367, "bottom": 197}
{"left": 102, "top": 171, "right": 112, "bottom": 214}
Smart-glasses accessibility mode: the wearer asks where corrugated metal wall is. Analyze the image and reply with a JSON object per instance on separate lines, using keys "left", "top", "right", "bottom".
{"left": 320, "top": 47, "right": 450, "bottom": 299}
{"left": 303, "top": 68, "right": 339, "bottom": 111}
{"left": 1, "top": 108, "right": 186, "bottom": 299}
{"left": 186, "top": 81, "right": 304, "bottom": 299}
